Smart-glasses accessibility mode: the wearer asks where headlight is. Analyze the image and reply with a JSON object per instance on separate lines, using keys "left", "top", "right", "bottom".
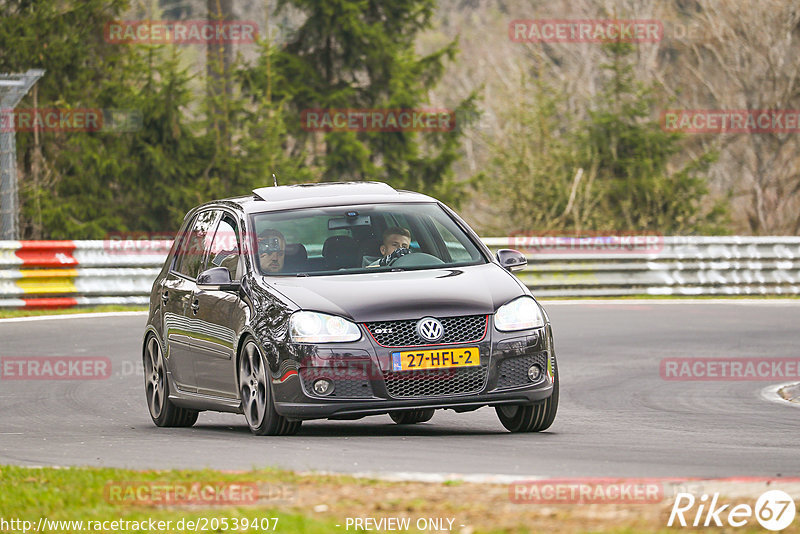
{"left": 494, "top": 296, "right": 545, "bottom": 331}
{"left": 289, "top": 311, "right": 361, "bottom": 343}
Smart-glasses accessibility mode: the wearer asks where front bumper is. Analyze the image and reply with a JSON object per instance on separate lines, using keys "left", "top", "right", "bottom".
{"left": 271, "top": 323, "right": 556, "bottom": 420}
{"left": 276, "top": 386, "right": 554, "bottom": 419}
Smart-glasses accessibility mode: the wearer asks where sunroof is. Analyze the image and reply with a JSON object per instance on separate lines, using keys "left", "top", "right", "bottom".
{"left": 252, "top": 181, "right": 398, "bottom": 202}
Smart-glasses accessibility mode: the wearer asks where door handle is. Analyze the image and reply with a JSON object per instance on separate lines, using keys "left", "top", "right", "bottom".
{"left": 191, "top": 299, "right": 200, "bottom": 314}
{"left": 161, "top": 290, "right": 169, "bottom": 304}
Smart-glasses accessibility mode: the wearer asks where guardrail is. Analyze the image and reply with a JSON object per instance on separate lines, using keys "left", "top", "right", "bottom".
{"left": 484, "top": 236, "right": 800, "bottom": 297}
{"left": 0, "top": 240, "right": 163, "bottom": 308}
{"left": 0, "top": 236, "right": 798, "bottom": 308}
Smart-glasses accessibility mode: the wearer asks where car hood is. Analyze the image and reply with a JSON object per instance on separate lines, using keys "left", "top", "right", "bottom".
{"left": 262, "top": 263, "right": 527, "bottom": 322}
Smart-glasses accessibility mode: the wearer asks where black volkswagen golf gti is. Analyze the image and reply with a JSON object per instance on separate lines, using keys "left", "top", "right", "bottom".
{"left": 142, "top": 182, "right": 558, "bottom": 435}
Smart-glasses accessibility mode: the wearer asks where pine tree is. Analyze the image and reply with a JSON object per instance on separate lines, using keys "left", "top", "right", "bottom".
{"left": 481, "top": 42, "right": 727, "bottom": 235}
{"left": 579, "top": 42, "right": 727, "bottom": 234}
{"left": 247, "top": 0, "right": 476, "bottom": 205}
{"left": 0, "top": 0, "right": 209, "bottom": 238}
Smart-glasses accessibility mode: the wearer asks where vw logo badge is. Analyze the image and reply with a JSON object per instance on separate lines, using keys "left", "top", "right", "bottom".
{"left": 417, "top": 317, "right": 444, "bottom": 342}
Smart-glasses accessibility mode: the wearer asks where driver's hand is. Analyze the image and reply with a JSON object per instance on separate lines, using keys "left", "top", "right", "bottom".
{"left": 378, "top": 247, "right": 411, "bottom": 266}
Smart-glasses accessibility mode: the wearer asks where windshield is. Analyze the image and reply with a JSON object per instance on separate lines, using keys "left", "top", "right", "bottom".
{"left": 249, "top": 203, "right": 487, "bottom": 276}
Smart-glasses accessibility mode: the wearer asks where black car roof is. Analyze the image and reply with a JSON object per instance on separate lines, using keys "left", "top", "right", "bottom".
{"left": 198, "top": 182, "right": 437, "bottom": 214}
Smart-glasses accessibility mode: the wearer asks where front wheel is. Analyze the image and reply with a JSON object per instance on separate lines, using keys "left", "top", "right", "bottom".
{"left": 238, "top": 339, "right": 301, "bottom": 436}
{"left": 390, "top": 408, "right": 435, "bottom": 425}
{"left": 495, "top": 357, "right": 558, "bottom": 432}
{"left": 143, "top": 334, "right": 198, "bottom": 427}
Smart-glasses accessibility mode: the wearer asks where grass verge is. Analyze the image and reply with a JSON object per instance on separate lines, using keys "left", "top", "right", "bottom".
{"left": 0, "top": 305, "right": 148, "bottom": 319}
{"left": 0, "top": 466, "right": 789, "bottom": 533}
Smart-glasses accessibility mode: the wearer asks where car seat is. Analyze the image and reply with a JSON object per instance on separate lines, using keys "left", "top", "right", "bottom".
{"left": 322, "top": 235, "right": 361, "bottom": 270}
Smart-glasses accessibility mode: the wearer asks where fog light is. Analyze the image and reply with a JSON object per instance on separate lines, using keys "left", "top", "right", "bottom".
{"left": 313, "top": 379, "right": 333, "bottom": 396}
{"left": 527, "top": 365, "right": 542, "bottom": 382}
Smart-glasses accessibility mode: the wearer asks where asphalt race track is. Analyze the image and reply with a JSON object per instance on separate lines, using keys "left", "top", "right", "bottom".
{"left": 1, "top": 301, "right": 798, "bottom": 478}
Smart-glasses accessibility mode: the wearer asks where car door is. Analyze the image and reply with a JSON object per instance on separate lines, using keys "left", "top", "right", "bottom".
{"left": 190, "top": 211, "right": 247, "bottom": 398}
{"left": 162, "top": 209, "right": 219, "bottom": 393}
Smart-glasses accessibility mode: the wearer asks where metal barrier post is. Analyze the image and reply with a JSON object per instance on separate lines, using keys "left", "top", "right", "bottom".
{"left": 0, "top": 69, "right": 45, "bottom": 239}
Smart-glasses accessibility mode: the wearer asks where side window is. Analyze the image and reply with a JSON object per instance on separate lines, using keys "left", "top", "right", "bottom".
{"left": 206, "top": 215, "right": 241, "bottom": 280}
{"left": 174, "top": 210, "right": 218, "bottom": 279}
{"left": 431, "top": 218, "right": 475, "bottom": 262}
{"left": 171, "top": 215, "right": 198, "bottom": 275}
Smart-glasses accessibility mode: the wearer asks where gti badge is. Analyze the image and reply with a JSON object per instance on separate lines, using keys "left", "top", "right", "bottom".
{"left": 416, "top": 317, "right": 444, "bottom": 342}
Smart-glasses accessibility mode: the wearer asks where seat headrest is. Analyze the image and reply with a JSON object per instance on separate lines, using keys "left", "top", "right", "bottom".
{"left": 322, "top": 235, "right": 360, "bottom": 269}
{"left": 283, "top": 243, "right": 308, "bottom": 271}
{"left": 359, "top": 237, "right": 382, "bottom": 258}
{"left": 284, "top": 243, "right": 307, "bottom": 261}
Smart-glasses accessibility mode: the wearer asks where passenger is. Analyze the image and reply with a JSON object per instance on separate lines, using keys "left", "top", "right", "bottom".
{"left": 257, "top": 229, "right": 286, "bottom": 273}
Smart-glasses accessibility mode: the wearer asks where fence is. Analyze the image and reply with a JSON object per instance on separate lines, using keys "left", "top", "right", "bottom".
{"left": 0, "top": 236, "right": 798, "bottom": 308}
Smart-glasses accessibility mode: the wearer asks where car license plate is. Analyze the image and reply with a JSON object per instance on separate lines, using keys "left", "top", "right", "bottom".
{"left": 391, "top": 347, "right": 479, "bottom": 371}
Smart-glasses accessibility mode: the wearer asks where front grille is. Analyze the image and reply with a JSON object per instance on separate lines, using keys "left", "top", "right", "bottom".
{"left": 300, "top": 366, "right": 374, "bottom": 399}
{"left": 496, "top": 352, "right": 549, "bottom": 389}
{"left": 365, "top": 315, "right": 487, "bottom": 347}
{"left": 382, "top": 365, "right": 488, "bottom": 398}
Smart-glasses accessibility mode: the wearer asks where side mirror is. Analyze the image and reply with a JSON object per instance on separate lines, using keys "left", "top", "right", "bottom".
{"left": 197, "top": 267, "right": 240, "bottom": 292}
{"left": 496, "top": 249, "right": 527, "bottom": 272}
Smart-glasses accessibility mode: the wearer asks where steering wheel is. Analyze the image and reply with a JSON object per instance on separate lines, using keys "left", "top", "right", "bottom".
{"left": 387, "top": 252, "right": 445, "bottom": 268}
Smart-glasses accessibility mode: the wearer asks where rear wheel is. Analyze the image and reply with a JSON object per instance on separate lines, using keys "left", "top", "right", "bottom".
{"left": 390, "top": 408, "right": 435, "bottom": 425}
{"left": 143, "top": 335, "right": 198, "bottom": 427}
{"left": 238, "top": 339, "right": 301, "bottom": 436}
{"left": 496, "top": 357, "right": 558, "bottom": 432}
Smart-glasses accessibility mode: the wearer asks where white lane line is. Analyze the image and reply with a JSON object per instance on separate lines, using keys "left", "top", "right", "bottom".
{"left": 540, "top": 299, "right": 800, "bottom": 306}
{"left": 0, "top": 311, "right": 148, "bottom": 323}
{"left": 297, "top": 470, "right": 546, "bottom": 484}
{"left": 289, "top": 472, "right": 800, "bottom": 498}
{"left": 11, "top": 465, "right": 539, "bottom": 485}
{"left": 760, "top": 382, "right": 800, "bottom": 408}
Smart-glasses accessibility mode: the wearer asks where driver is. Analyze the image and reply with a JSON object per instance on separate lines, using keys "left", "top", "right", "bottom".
{"left": 369, "top": 226, "right": 412, "bottom": 267}
{"left": 257, "top": 229, "right": 286, "bottom": 273}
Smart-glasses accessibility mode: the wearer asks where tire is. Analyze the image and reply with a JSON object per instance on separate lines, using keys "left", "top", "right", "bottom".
{"left": 390, "top": 408, "right": 435, "bottom": 425}
{"left": 238, "top": 338, "right": 301, "bottom": 436}
{"left": 143, "top": 334, "right": 198, "bottom": 427}
{"left": 495, "top": 356, "right": 559, "bottom": 432}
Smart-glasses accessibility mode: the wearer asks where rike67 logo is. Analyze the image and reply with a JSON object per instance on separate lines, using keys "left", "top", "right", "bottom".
{"left": 668, "top": 490, "right": 796, "bottom": 531}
